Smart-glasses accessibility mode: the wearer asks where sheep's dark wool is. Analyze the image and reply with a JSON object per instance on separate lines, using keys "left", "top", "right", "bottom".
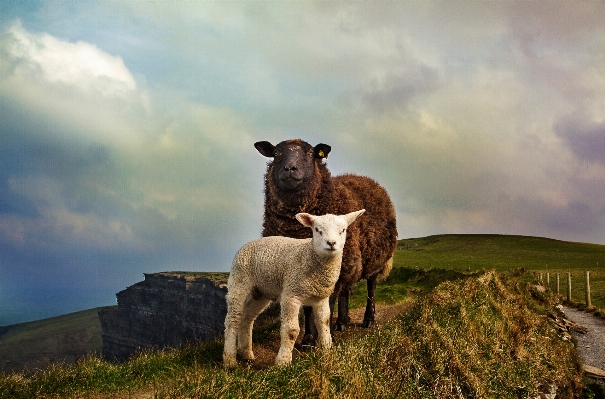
{"left": 255, "top": 139, "right": 398, "bottom": 344}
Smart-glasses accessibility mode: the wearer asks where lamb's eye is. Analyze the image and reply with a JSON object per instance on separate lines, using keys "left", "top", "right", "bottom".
{"left": 341, "top": 229, "right": 346, "bottom": 234}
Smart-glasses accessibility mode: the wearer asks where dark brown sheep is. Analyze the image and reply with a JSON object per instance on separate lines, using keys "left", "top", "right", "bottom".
{"left": 254, "top": 139, "right": 397, "bottom": 345}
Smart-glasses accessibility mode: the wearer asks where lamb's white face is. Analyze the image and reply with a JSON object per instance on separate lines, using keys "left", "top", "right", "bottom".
{"left": 311, "top": 214, "right": 349, "bottom": 256}
{"left": 295, "top": 210, "right": 365, "bottom": 257}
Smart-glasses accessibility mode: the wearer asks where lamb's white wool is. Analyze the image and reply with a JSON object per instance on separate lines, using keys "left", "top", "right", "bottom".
{"left": 223, "top": 209, "right": 365, "bottom": 367}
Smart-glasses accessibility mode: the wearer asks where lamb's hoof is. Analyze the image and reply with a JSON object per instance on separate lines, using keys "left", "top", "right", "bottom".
{"left": 334, "top": 323, "right": 347, "bottom": 332}
{"left": 243, "top": 359, "right": 254, "bottom": 365}
{"left": 362, "top": 319, "right": 374, "bottom": 328}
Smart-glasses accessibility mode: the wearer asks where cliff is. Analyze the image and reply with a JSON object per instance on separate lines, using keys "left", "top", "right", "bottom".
{"left": 99, "top": 272, "right": 229, "bottom": 361}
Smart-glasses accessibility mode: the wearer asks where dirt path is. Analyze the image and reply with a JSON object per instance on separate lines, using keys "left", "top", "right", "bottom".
{"left": 561, "top": 306, "right": 605, "bottom": 383}
{"left": 250, "top": 302, "right": 413, "bottom": 368}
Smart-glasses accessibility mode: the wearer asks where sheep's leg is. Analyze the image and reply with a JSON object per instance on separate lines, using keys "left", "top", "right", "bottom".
{"left": 312, "top": 299, "right": 332, "bottom": 349}
{"left": 334, "top": 289, "right": 350, "bottom": 332}
{"left": 238, "top": 297, "right": 271, "bottom": 362}
{"left": 363, "top": 276, "right": 377, "bottom": 328}
{"left": 301, "top": 305, "right": 317, "bottom": 349}
{"left": 328, "top": 293, "right": 337, "bottom": 329}
{"left": 275, "top": 297, "right": 301, "bottom": 366}
{"left": 223, "top": 289, "right": 248, "bottom": 368}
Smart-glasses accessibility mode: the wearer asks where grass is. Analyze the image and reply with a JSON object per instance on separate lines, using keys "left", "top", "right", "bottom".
{"left": 382, "top": 234, "right": 605, "bottom": 310}
{"left": 0, "top": 270, "right": 584, "bottom": 398}
{"left": 2, "top": 234, "right": 604, "bottom": 398}
{"left": 397, "top": 234, "right": 605, "bottom": 271}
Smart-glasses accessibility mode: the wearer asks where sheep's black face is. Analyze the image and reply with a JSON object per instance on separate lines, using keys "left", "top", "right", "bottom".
{"left": 255, "top": 140, "right": 331, "bottom": 191}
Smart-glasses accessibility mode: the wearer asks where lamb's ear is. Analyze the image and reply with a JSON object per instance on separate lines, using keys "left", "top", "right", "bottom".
{"left": 343, "top": 209, "right": 365, "bottom": 226}
{"left": 296, "top": 213, "right": 315, "bottom": 228}
{"left": 314, "top": 143, "right": 331, "bottom": 159}
{"left": 255, "top": 141, "right": 276, "bottom": 158}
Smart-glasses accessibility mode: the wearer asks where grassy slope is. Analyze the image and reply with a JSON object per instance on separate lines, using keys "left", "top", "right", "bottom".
{"left": 350, "top": 234, "right": 605, "bottom": 310}
{"left": 1, "top": 234, "right": 604, "bottom": 397}
{"left": 0, "top": 307, "right": 113, "bottom": 374}
{"left": 398, "top": 234, "right": 605, "bottom": 271}
{"left": 0, "top": 271, "right": 585, "bottom": 399}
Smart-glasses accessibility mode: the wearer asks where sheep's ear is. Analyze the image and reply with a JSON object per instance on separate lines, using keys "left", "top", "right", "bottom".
{"left": 255, "top": 141, "right": 276, "bottom": 157}
{"left": 343, "top": 209, "right": 365, "bottom": 226}
{"left": 314, "top": 143, "right": 331, "bottom": 159}
{"left": 296, "top": 213, "right": 315, "bottom": 228}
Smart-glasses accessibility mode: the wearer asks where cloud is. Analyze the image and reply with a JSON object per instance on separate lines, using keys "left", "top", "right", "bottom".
{"left": 0, "top": 20, "right": 263, "bottom": 276}
{"left": 2, "top": 1, "right": 605, "bottom": 325}
{"left": 3, "top": 19, "right": 135, "bottom": 96}
{"left": 555, "top": 114, "right": 605, "bottom": 165}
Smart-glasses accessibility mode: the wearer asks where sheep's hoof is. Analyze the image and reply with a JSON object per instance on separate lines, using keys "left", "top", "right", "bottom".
{"left": 243, "top": 359, "right": 254, "bottom": 365}
{"left": 362, "top": 319, "right": 374, "bottom": 328}
{"left": 299, "top": 334, "right": 316, "bottom": 351}
{"left": 334, "top": 323, "right": 347, "bottom": 332}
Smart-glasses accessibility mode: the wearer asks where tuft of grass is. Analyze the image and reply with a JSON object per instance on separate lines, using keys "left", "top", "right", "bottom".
{"left": 337, "top": 271, "right": 583, "bottom": 399}
{"left": 1, "top": 271, "right": 584, "bottom": 398}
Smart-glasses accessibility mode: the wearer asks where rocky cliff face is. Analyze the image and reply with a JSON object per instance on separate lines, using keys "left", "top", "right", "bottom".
{"left": 99, "top": 272, "right": 229, "bottom": 361}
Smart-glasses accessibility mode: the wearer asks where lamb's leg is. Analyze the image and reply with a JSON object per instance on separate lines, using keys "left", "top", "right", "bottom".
{"left": 238, "top": 297, "right": 271, "bottom": 362}
{"left": 300, "top": 305, "right": 317, "bottom": 349}
{"left": 223, "top": 289, "right": 247, "bottom": 368}
{"left": 363, "top": 276, "right": 377, "bottom": 328}
{"left": 312, "top": 299, "right": 332, "bottom": 349}
{"left": 334, "top": 289, "right": 350, "bottom": 332}
{"left": 275, "top": 297, "right": 301, "bottom": 366}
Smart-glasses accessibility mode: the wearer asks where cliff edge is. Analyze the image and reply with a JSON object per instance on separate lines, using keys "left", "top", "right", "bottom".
{"left": 99, "top": 272, "right": 229, "bottom": 361}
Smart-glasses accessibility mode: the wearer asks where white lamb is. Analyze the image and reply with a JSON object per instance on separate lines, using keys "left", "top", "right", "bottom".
{"left": 223, "top": 209, "right": 365, "bottom": 367}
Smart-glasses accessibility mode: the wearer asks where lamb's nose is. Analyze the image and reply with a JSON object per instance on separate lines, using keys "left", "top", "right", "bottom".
{"left": 327, "top": 241, "right": 336, "bottom": 248}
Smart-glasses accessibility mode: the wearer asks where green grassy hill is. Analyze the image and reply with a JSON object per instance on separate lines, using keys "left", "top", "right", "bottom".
{"left": 2, "top": 234, "right": 604, "bottom": 398}
{"left": 397, "top": 234, "right": 605, "bottom": 271}
{"left": 3, "top": 235, "right": 605, "bottom": 373}
{"left": 0, "top": 307, "right": 113, "bottom": 374}
{"left": 0, "top": 270, "right": 587, "bottom": 398}
{"left": 397, "top": 234, "right": 605, "bottom": 309}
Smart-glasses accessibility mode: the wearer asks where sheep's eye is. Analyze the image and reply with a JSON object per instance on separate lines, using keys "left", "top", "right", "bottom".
{"left": 341, "top": 229, "right": 346, "bottom": 234}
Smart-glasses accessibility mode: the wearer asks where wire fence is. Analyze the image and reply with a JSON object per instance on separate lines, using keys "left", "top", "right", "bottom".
{"left": 538, "top": 271, "right": 593, "bottom": 306}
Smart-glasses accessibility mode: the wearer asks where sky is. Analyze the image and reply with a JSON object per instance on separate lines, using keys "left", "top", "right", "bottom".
{"left": 1, "top": 1, "right": 604, "bottom": 325}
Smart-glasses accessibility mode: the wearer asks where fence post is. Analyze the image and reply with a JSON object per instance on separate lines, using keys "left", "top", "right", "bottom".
{"left": 556, "top": 273, "right": 560, "bottom": 295}
{"left": 567, "top": 272, "right": 572, "bottom": 302}
{"left": 546, "top": 272, "right": 550, "bottom": 286}
{"left": 585, "top": 271, "right": 591, "bottom": 307}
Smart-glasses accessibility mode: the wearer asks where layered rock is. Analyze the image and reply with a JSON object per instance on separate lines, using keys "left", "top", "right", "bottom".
{"left": 99, "top": 272, "right": 229, "bottom": 361}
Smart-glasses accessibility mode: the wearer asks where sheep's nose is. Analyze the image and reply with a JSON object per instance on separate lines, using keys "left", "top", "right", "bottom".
{"left": 327, "top": 241, "right": 336, "bottom": 248}
{"left": 284, "top": 165, "right": 298, "bottom": 172}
